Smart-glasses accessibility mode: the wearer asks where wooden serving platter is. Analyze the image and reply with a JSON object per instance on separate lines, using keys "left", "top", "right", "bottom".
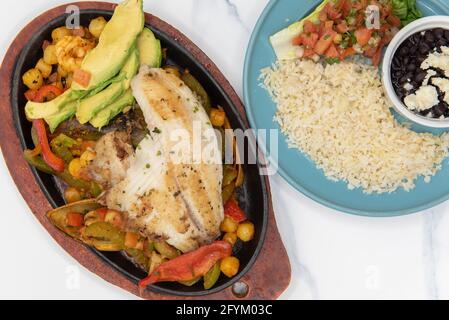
{"left": 0, "top": 1, "right": 291, "bottom": 300}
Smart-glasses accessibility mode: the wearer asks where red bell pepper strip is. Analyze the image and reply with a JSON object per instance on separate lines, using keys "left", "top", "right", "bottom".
{"left": 138, "top": 241, "right": 232, "bottom": 289}
{"left": 34, "top": 85, "right": 63, "bottom": 103}
{"left": 25, "top": 89, "right": 38, "bottom": 101}
{"left": 224, "top": 198, "right": 246, "bottom": 223}
{"left": 66, "top": 212, "right": 84, "bottom": 227}
{"left": 32, "top": 119, "right": 65, "bottom": 172}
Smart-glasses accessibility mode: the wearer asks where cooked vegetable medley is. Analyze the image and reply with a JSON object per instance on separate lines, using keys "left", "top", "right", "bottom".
{"left": 22, "top": 0, "right": 254, "bottom": 292}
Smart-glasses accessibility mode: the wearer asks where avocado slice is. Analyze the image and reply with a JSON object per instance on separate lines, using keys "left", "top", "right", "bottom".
{"left": 137, "top": 28, "right": 162, "bottom": 67}
{"left": 270, "top": 0, "right": 330, "bottom": 60}
{"left": 90, "top": 89, "right": 135, "bottom": 128}
{"left": 45, "top": 101, "right": 78, "bottom": 133}
{"left": 25, "top": 89, "right": 85, "bottom": 120}
{"left": 71, "top": 0, "right": 144, "bottom": 91}
{"left": 76, "top": 49, "right": 139, "bottom": 124}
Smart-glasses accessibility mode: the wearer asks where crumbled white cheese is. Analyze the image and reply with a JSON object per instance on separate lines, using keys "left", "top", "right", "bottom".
{"left": 404, "top": 82, "right": 414, "bottom": 91}
{"left": 421, "top": 46, "right": 449, "bottom": 77}
{"left": 404, "top": 85, "right": 439, "bottom": 111}
{"left": 432, "top": 77, "right": 449, "bottom": 105}
{"left": 423, "top": 69, "right": 437, "bottom": 85}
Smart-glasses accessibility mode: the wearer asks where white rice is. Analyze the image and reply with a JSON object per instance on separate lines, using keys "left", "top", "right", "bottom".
{"left": 261, "top": 60, "right": 449, "bottom": 194}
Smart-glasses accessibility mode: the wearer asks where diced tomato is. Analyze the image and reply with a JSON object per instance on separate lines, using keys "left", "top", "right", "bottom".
{"left": 340, "top": 0, "right": 352, "bottom": 18}
{"left": 319, "top": 10, "right": 328, "bottom": 22}
{"left": 325, "top": 3, "right": 342, "bottom": 20}
{"left": 95, "top": 208, "right": 108, "bottom": 221}
{"left": 25, "top": 89, "right": 38, "bottom": 101}
{"left": 304, "top": 20, "right": 318, "bottom": 34}
{"left": 66, "top": 212, "right": 84, "bottom": 227}
{"left": 363, "top": 46, "right": 378, "bottom": 58}
{"left": 387, "top": 14, "right": 401, "bottom": 29}
{"left": 292, "top": 35, "right": 303, "bottom": 46}
{"left": 336, "top": 21, "right": 349, "bottom": 33}
{"left": 303, "top": 48, "right": 316, "bottom": 58}
{"left": 73, "top": 69, "right": 92, "bottom": 88}
{"left": 355, "top": 27, "right": 373, "bottom": 46}
{"left": 314, "top": 31, "right": 336, "bottom": 55}
{"left": 325, "top": 44, "right": 340, "bottom": 59}
{"left": 224, "top": 199, "right": 247, "bottom": 223}
{"left": 301, "top": 32, "right": 319, "bottom": 49}
{"left": 372, "top": 44, "right": 385, "bottom": 67}
{"left": 341, "top": 47, "right": 356, "bottom": 59}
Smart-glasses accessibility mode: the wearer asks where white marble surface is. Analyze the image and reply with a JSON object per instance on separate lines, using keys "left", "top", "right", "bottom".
{"left": 1, "top": 0, "right": 449, "bottom": 300}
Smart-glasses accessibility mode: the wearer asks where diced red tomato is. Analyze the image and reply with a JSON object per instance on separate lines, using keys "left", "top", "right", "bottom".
{"left": 67, "top": 212, "right": 84, "bottom": 227}
{"left": 339, "top": 0, "right": 352, "bottom": 18}
{"left": 95, "top": 208, "right": 108, "bottom": 221}
{"left": 314, "top": 31, "right": 336, "bottom": 55}
{"left": 224, "top": 199, "right": 247, "bottom": 223}
{"left": 336, "top": 21, "right": 349, "bottom": 33}
{"left": 303, "top": 48, "right": 316, "bottom": 58}
{"left": 363, "top": 46, "right": 378, "bottom": 58}
{"left": 304, "top": 20, "right": 318, "bottom": 34}
{"left": 301, "top": 32, "right": 319, "bottom": 49}
{"left": 73, "top": 69, "right": 92, "bottom": 88}
{"left": 341, "top": 47, "right": 356, "bottom": 59}
{"left": 319, "top": 10, "right": 328, "bottom": 22}
{"left": 292, "top": 35, "right": 303, "bottom": 46}
{"left": 325, "top": 44, "right": 340, "bottom": 59}
{"left": 372, "top": 44, "right": 385, "bottom": 67}
{"left": 325, "top": 3, "right": 342, "bottom": 20}
{"left": 355, "top": 27, "right": 373, "bottom": 46}
{"left": 387, "top": 15, "right": 401, "bottom": 27}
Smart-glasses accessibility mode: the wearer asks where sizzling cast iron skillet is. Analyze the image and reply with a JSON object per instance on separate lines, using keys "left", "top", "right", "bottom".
{"left": 11, "top": 8, "right": 268, "bottom": 296}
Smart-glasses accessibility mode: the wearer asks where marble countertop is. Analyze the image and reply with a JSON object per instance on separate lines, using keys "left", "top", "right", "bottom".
{"left": 1, "top": 0, "right": 448, "bottom": 300}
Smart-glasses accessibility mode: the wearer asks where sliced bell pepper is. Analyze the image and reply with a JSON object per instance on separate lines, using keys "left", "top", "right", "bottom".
{"left": 33, "top": 119, "right": 65, "bottom": 172}
{"left": 224, "top": 198, "right": 247, "bottom": 223}
{"left": 138, "top": 241, "right": 232, "bottom": 289}
{"left": 34, "top": 85, "right": 63, "bottom": 103}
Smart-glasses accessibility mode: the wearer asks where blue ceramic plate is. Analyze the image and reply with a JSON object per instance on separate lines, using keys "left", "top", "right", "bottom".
{"left": 243, "top": 0, "right": 449, "bottom": 217}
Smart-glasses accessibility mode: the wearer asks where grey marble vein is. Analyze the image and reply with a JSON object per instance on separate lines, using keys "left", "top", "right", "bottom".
{"left": 423, "top": 210, "right": 440, "bottom": 299}
{"left": 223, "top": 0, "right": 250, "bottom": 32}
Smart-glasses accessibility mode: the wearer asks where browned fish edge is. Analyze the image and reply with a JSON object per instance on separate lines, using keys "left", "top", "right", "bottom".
{"left": 0, "top": 1, "right": 292, "bottom": 300}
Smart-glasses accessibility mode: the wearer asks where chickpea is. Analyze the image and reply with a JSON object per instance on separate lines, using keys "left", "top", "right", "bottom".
{"left": 210, "top": 108, "right": 226, "bottom": 127}
{"left": 35, "top": 59, "right": 52, "bottom": 78}
{"left": 57, "top": 65, "right": 68, "bottom": 77}
{"left": 51, "top": 27, "right": 72, "bottom": 42}
{"left": 43, "top": 44, "right": 58, "bottom": 65}
{"left": 220, "top": 256, "right": 240, "bottom": 278}
{"left": 220, "top": 216, "right": 238, "bottom": 233}
{"left": 89, "top": 17, "right": 107, "bottom": 38}
{"left": 223, "top": 232, "right": 238, "bottom": 246}
{"left": 125, "top": 232, "right": 139, "bottom": 249}
{"left": 105, "top": 209, "right": 123, "bottom": 228}
{"left": 64, "top": 187, "right": 82, "bottom": 203}
{"left": 236, "top": 221, "right": 255, "bottom": 242}
{"left": 68, "top": 158, "right": 82, "bottom": 178}
{"left": 22, "top": 68, "right": 43, "bottom": 90}
{"left": 80, "top": 149, "right": 96, "bottom": 167}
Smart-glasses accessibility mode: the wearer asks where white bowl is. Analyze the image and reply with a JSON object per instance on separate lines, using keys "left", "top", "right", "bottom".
{"left": 382, "top": 16, "right": 449, "bottom": 128}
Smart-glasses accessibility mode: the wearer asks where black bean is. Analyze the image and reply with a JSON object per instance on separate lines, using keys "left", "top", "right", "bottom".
{"left": 406, "top": 64, "right": 416, "bottom": 72}
{"left": 400, "top": 46, "right": 409, "bottom": 55}
{"left": 434, "top": 28, "right": 445, "bottom": 39}
{"left": 419, "top": 44, "right": 430, "bottom": 54}
{"left": 433, "top": 103, "right": 447, "bottom": 118}
{"left": 415, "top": 71, "right": 427, "bottom": 83}
{"left": 445, "top": 30, "right": 449, "bottom": 40}
{"left": 425, "top": 33, "right": 435, "bottom": 43}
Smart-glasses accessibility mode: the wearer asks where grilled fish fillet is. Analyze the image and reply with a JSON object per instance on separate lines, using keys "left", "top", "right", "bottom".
{"left": 101, "top": 66, "right": 223, "bottom": 252}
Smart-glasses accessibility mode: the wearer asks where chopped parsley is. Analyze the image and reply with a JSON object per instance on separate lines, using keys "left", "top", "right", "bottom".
{"left": 325, "top": 58, "right": 341, "bottom": 65}
{"left": 153, "top": 127, "right": 162, "bottom": 134}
